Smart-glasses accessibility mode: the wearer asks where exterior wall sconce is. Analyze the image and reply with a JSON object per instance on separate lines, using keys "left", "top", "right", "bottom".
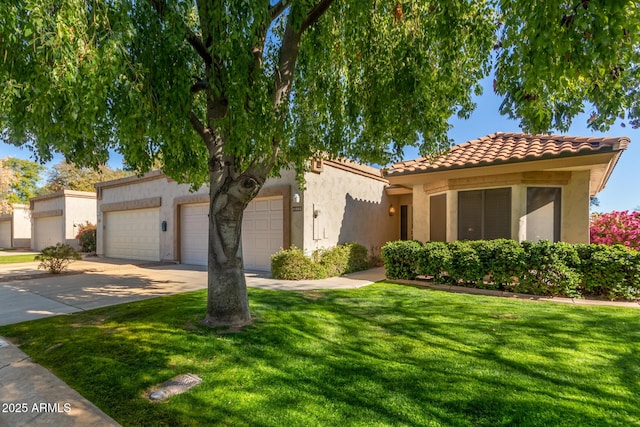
{"left": 388, "top": 205, "right": 396, "bottom": 216}
{"left": 292, "top": 193, "right": 301, "bottom": 204}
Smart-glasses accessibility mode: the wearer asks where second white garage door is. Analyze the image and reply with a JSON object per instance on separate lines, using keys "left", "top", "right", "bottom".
{"left": 104, "top": 208, "right": 160, "bottom": 261}
{"left": 0, "top": 220, "right": 11, "bottom": 248}
{"left": 33, "top": 216, "right": 64, "bottom": 251}
{"left": 180, "top": 197, "right": 283, "bottom": 271}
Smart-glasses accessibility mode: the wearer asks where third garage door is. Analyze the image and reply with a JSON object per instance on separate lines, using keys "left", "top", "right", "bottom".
{"left": 33, "top": 216, "right": 64, "bottom": 251}
{"left": 180, "top": 197, "right": 283, "bottom": 271}
{"left": 104, "top": 208, "right": 160, "bottom": 261}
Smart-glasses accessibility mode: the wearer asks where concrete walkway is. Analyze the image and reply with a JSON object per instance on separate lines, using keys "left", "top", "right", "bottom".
{"left": 0, "top": 259, "right": 383, "bottom": 326}
{"left": 0, "top": 258, "right": 384, "bottom": 427}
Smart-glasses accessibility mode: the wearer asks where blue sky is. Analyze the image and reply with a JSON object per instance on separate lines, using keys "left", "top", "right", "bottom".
{"left": 1, "top": 78, "right": 637, "bottom": 213}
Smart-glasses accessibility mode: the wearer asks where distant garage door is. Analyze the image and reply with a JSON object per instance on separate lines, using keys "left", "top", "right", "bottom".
{"left": 180, "top": 196, "right": 283, "bottom": 271}
{"left": 34, "top": 216, "right": 64, "bottom": 250}
{"left": 104, "top": 208, "right": 160, "bottom": 261}
{"left": 0, "top": 221, "right": 11, "bottom": 248}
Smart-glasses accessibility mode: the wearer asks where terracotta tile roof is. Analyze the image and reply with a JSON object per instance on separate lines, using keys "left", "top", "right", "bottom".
{"left": 384, "top": 132, "right": 630, "bottom": 176}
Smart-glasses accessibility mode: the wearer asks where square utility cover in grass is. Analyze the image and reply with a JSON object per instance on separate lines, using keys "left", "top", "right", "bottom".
{"left": 1, "top": 283, "right": 639, "bottom": 426}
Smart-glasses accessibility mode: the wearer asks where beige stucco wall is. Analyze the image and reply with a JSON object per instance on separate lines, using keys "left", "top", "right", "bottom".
{"left": 96, "top": 165, "right": 396, "bottom": 262}
{"left": 412, "top": 171, "right": 591, "bottom": 244}
{"left": 561, "top": 170, "right": 590, "bottom": 243}
{"left": 96, "top": 173, "right": 208, "bottom": 260}
{"left": 412, "top": 184, "right": 430, "bottom": 242}
{"left": 301, "top": 162, "right": 397, "bottom": 255}
{"left": 96, "top": 171, "right": 300, "bottom": 262}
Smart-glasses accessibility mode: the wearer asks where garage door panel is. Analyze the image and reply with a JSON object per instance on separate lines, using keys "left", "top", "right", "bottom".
{"left": 270, "top": 199, "right": 283, "bottom": 210}
{"left": 34, "top": 216, "right": 64, "bottom": 250}
{"left": 105, "top": 208, "right": 160, "bottom": 261}
{"left": 254, "top": 219, "right": 269, "bottom": 231}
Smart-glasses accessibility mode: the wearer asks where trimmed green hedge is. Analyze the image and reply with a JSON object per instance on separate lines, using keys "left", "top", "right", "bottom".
{"left": 271, "top": 243, "right": 370, "bottom": 280}
{"left": 382, "top": 239, "right": 640, "bottom": 300}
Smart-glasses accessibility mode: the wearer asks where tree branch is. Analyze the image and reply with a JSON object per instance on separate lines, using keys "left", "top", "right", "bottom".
{"left": 300, "top": 0, "right": 335, "bottom": 33}
{"left": 186, "top": 29, "right": 213, "bottom": 66}
{"left": 147, "top": 0, "right": 212, "bottom": 65}
{"left": 189, "top": 112, "right": 214, "bottom": 152}
{"left": 191, "top": 79, "right": 209, "bottom": 94}
{"left": 270, "top": 1, "right": 287, "bottom": 22}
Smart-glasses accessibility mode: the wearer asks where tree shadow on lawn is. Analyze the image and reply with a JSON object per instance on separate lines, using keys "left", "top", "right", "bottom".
{"left": 2, "top": 283, "right": 639, "bottom": 426}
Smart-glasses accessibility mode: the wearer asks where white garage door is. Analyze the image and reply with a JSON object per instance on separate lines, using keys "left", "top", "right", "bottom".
{"left": 180, "top": 197, "right": 283, "bottom": 271}
{"left": 243, "top": 197, "right": 283, "bottom": 271}
{"left": 180, "top": 203, "right": 208, "bottom": 265}
{"left": 34, "top": 216, "right": 64, "bottom": 250}
{"left": 0, "top": 221, "right": 11, "bottom": 248}
{"left": 104, "top": 208, "right": 160, "bottom": 261}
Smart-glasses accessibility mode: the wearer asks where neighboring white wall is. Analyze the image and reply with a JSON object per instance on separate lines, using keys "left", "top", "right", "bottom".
{"left": 12, "top": 204, "right": 32, "bottom": 248}
{"left": 30, "top": 191, "right": 96, "bottom": 250}
{"left": 31, "top": 193, "right": 65, "bottom": 250}
{"left": 64, "top": 193, "right": 97, "bottom": 246}
{"left": 31, "top": 194, "right": 64, "bottom": 212}
{"left": 301, "top": 162, "right": 396, "bottom": 255}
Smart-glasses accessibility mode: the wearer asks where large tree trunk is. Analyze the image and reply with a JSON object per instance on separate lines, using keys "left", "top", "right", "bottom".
{"left": 202, "top": 173, "right": 261, "bottom": 328}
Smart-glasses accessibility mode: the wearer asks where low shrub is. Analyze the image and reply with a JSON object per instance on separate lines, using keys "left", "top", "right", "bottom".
{"left": 417, "top": 241, "right": 451, "bottom": 283}
{"left": 343, "top": 242, "right": 370, "bottom": 273}
{"left": 448, "top": 241, "right": 485, "bottom": 286}
{"left": 271, "top": 246, "right": 326, "bottom": 280}
{"left": 36, "top": 243, "right": 82, "bottom": 274}
{"left": 487, "top": 239, "right": 526, "bottom": 287}
{"left": 76, "top": 222, "right": 97, "bottom": 253}
{"left": 575, "top": 244, "right": 640, "bottom": 300}
{"left": 272, "top": 243, "right": 371, "bottom": 280}
{"left": 517, "top": 240, "right": 581, "bottom": 297}
{"left": 381, "top": 239, "right": 640, "bottom": 300}
{"left": 381, "top": 240, "right": 421, "bottom": 280}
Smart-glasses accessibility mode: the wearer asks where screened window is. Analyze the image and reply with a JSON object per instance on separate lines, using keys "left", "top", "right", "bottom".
{"left": 526, "top": 187, "right": 561, "bottom": 242}
{"left": 458, "top": 188, "right": 511, "bottom": 240}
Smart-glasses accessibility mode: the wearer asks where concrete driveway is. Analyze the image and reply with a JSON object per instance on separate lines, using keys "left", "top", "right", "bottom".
{"left": 0, "top": 258, "right": 384, "bottom": 326}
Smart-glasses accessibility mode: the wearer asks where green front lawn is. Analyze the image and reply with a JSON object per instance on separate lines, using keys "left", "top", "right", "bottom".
{"left": 1, "top": 283, "right": 638, "bottom": 426}
{"left": 0, "top": 254, "right": 38, "bottom": 264}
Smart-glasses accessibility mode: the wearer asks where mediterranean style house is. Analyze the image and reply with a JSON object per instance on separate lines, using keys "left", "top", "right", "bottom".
{"left": 383, "top": 132, "right": 628, "bottom": 244}
{"left": 91, "top": 132, "right": 628, "bottom": 270}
